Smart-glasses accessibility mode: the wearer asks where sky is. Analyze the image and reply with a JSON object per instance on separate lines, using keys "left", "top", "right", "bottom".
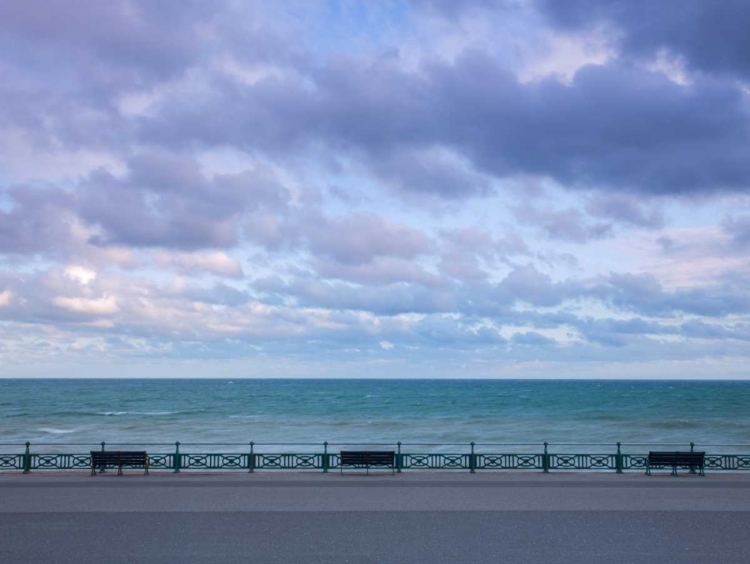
{"left": 1, "top": 0, "right": 749, "bottom": 379}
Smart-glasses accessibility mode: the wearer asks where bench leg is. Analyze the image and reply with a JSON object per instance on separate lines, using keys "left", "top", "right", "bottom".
{"left": 117, "top": 464, "right": 123, "bottom": 476}
{"left": 671, "top": 465, "right": 677, "bottom": 476}
{"left": 645, "top": 463, "right": 651, "bottom": 476}
{"left": 91, "top": 465, "right": 96, "bottom": 476}
{"left": 144, "top": 462, "right": 149, "bottom": 476}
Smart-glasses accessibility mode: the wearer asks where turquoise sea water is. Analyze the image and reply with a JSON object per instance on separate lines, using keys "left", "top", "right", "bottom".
{"left": 1, "top": 379, "right": 749, "bottom": 450}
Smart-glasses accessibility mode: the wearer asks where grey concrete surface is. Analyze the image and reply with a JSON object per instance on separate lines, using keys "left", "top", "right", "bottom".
{"left": 1, "top": 473, "right": 749, "bottom": 563}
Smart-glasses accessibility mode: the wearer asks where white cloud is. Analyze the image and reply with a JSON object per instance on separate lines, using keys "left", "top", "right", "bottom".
{"left": 65, "top": 266, "right": 97, "bottom": 285}
{"left": 156, "top": 251, "right": 244, "bottom": 278}
{"left": 52, "top": 296, "right": 120, "bottom": 315}
{"left": 0, "top": 290, "right": 12, "bottom": 307}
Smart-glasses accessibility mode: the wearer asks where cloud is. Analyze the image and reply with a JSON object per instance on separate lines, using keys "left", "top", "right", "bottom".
{"left": 537, "top": 0, "right": 750, "bottom": 80}
{"left": 515, "top": 203, "right": 612, "bottom": 243}
{"left": 586, "top": 194, "right": 664, "bottom": 229}
{"left": 1, "top": 0, "right": 750, "bottom": 375}
{"left": 143, "top": 48, "right": 750, "bottom": 199}
{"left": 511, "top": 331, "right": 556, "bottom": 346}
{"left": 52, "top": 295, "right": 120, "bottom": 316}
{"left": 304, "top": 213, "right": 430, "bottom": 265}
{"left": 156, "top": 251, "right": 244, "bottom": 278}
{"left": 724, "top": 215, "right": 750, "bottom": 249}
{"left": 79, "top": 152, "right": 291, "bottom": 250}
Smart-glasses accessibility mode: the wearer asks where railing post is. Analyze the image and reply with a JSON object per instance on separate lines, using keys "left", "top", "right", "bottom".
{"left": 543, "top": 442, "right": 549, "bottom": 473}
{"left": 248, "top": 442, "right": 254, "bottom": 473}
{"left": 616, "top": 442, "right": 623, "bottom": 474}
{"left": 174, "top": 442, "right": 181, "bottom": 473}
{"left": 22, "top": 442, "right": 30, "bottom": 474}
{"left": 396, "top": 442, "right": 402, "bottom": 473}
{"left": 470, "top": 442, "right": 476, "bottom": 473}
{"left": 322, "top": 442, "right": 329, "bottom": 473}
{"left": 689, "top": 442, "right": 696, "bottom": 474}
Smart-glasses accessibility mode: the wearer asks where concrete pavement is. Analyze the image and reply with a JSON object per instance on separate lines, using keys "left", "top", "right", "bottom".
{"left": 1, "top": 472, "right": 749, "bottom": 563}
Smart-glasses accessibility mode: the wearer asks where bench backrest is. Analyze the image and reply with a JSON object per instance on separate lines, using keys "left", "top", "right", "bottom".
{"left": 340, "top": 451, "right": 395, "bottom": 466}
{"left": 648, "top": 451, "right": 705, "bottom": 466}
{"left": 91, "top": 451, "right": 148, "bottom": 465}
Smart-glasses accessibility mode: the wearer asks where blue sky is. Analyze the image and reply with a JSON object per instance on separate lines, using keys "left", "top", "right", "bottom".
{"left": 1, "top": 0, "right": 750, "bottom": 378}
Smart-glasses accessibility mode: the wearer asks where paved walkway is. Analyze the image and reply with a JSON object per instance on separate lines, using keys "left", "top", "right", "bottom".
{"left": 2, "top": 472, "right": 749, "bottom": 563}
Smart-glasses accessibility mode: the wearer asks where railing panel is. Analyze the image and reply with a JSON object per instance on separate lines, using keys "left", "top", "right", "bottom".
{"left": 181, "top": 453, "right": 248, "bottom": 470}
{"left": 31, "top": 454, "right": 91, "bottom": 470}
{"left": 549, "top": 454, "right": 616, "bottom": 470}
{"left": 401, "top": 453, "right": 469, "bottom": 470}
{"left": 147, "top": 454, "right": 174, "bottom": 470}
{"left": 0, "top": 454, "right": 23, "bottom": 470}
{"left": 476, "top": 453, "right": 543, "bottom": 470}
{"left": 254, "top": 453, "right": 323, "bottom": 470}
{"left": 705, "top": 455, "right": 750, "bottom": 471}
{"left": 622, "top": 454, "right": 648, "bottom": 470}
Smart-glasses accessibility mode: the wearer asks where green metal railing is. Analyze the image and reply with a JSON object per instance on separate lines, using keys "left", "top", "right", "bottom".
{"left": 1, "top": 441, "right": 749, "bottom": 474}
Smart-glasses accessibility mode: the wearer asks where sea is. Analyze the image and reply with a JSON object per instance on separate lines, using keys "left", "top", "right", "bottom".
{"left": 1, "top": 379, "right": 749, "bottom": 452}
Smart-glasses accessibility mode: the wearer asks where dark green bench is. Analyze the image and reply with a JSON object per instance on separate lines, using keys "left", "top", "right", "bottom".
{"left": 646, "top": 451, "right": 705, "bottom": 476}
{"left": 340, "top": 451, "right": 395, "bottom": 474}
{"left": 91, "top": 451, "right": 149, "bottom": 476}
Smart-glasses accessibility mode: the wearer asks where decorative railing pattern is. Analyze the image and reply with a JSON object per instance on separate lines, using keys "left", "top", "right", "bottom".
{"left": 1, "top": 441, "right": 749, "bottom": 474}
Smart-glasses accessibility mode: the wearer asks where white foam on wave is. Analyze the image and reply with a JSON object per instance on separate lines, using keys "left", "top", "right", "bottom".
{"left": 38, "top": 427, "right": 78, "bottom": 434}
{"left": 98, "top": 411, "right": 176, "bottom": 416}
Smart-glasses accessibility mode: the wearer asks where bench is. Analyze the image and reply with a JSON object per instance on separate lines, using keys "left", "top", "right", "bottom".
{"left": 646, "top": 451, "right": 705, "bottom": 476}
{"left": 91, "top": 451, "right": 149, "bottom": 476}
{"left": 340, "top": 451, "right": 395, "bottom": 474}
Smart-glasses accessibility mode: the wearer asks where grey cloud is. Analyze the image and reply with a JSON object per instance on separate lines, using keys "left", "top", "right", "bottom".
{"left": 586, "top": 194, "right": 664, "bottom": 229}
{"left": 496, "top": 264, "right": 582, "bottom": 307}
{"left": 182, "top": 283, "right": 252, "bottom": 306}
{"left": 515, "top": 203, "right": 612, "bottom": 243}
{"left": 510, "top": 331, "right": 555, "bottom": 346}
{"left": 80, "top": 152, "right": 291, "bottom": 250}
{"left": 0, "top": 1, "right": 216, "bottom": 82}
{"left": 312, "top": 257, "right": 445, "bottom": 288}
{"left": 256, "top": 277, "right": 456, "bottom": 316}
{"left": 680, "top": 320, "right": 750, "bottom": 341}
{"left": 538, "top": 0, "right": 750, "bottom": 80}
{"left": 368, "top": 148, "right": 492, "bottom": 199}
{"left": 0, "top": 187, "right": 76, "bottom": 254}
{"left": 144, "top": 50, "right": 750, "bottom": 199}
{"left": 575, "top": 317, "right": 672, "bottom": 347}
{"left": 304, "top": 213, "right": 430, "bottom": 265}
{"left": 724, "top": 215, "right": 750, "bottom": 249}
{"left": 412, "top": 316, "right": 505, "bottom": 345}
{"left": 600, "top": 272, "right": 750, "bottom": 317}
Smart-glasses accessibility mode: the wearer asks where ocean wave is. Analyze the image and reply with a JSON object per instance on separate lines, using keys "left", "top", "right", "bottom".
{"left": 651, "top": 420, "right": 701, "bottom": 429}
{"left": 98, "top": 411, "right": 176, "bottom": 416}
{"left": 38, "top": 427, "right": 78, "bottom": 434}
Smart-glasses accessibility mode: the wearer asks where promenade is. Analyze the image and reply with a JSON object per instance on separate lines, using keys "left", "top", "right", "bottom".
{"left": 1, "top": 472, "right": 749, "bottom": 563}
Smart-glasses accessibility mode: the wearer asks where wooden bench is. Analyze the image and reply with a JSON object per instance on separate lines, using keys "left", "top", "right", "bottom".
{"left": 91, "top": 451, "right": 149, "bottom": 476}
{"left": 340, "top": 451, "right": 395, "bottom": 474}
{"left": 646, "top": 451, "right": 705, "bottom": 476}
